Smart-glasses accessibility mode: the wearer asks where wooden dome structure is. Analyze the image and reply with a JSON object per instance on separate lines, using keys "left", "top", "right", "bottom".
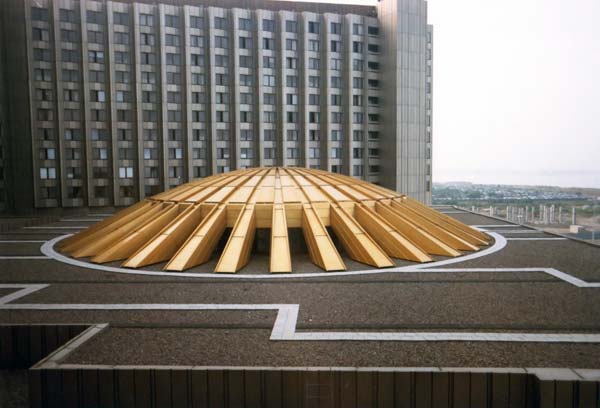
{"left": 58, "top": 167, "right": 490, "bottom": 273}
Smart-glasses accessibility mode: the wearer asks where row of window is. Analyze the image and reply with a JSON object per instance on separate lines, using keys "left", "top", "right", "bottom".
{"left": 31, "top": 7, "right": 380, "bottom": 36}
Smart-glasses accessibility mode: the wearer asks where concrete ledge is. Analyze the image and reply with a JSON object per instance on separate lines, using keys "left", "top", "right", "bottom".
{"left": 0, "top": 323, "right": 595, "bottom": 407}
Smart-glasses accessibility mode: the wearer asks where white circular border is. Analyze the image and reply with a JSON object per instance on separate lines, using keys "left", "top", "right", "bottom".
{"left": 42, "top": 231, "right": 506, "bottom": 280}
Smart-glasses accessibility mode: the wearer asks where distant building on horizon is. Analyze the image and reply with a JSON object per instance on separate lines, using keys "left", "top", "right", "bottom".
{"left": 0, "top": 0, "right": 432, "bottom": 213}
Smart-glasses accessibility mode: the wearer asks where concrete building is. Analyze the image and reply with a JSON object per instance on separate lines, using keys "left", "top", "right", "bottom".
{"left": 0, "top": 0, "right": 433, "bottom": 213}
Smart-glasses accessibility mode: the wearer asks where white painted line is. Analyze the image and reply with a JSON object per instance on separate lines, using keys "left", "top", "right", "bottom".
{"left": 2, "top": 284, "right": 600, "bottom": 343}
{"left": 0, "top": 256, "right": 49, "bottom": 260}
{"left": 41, "top": 232, "right": 508, "bottom": 280}
{"left": 493, "top": 230, "right": 546, "bottom": 234}
{"left": 438, "top": 211, "right": 468, "bottom": 214}
{"left": 24, "top": 226, "right": 85, "bottom": 230}
{"left": 0, "top": 240, "right": 46, "bottom": 243}
{"left": 0, "top": 284, "right": 49, "bottom": 305}
{"left": 471, "top": 225, "right": 518, "bottom": 228}
{"left": 506, "top": 238, "right": 567, "bottom": 241}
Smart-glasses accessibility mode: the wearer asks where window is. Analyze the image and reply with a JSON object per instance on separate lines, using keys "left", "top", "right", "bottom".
{"left": 31, "top": 7, "right": 50, "bottom": 22}
{"left": 308, "top": 40, "right": 320, "bottom": 52}
{"left": 331, "top": 112, "right": 342, "bottom": 123}
{"left": 263, "top": 93, "right": 276, "bottom": 105}
{"left": 239, "top": 36, "right": 252, "bottom": 49}
{"left": 168, "top": 110, "right": 182, "bottom": 122}
{"left": 240, "top": 111, "right": 251, "bottom": 123}
{"left": 331, "top": 58, "right": 342, "bottom": 71}
{"left": 330, "top": 40, "right": 341, "bottom": 53}
{"left": 239, "top": 18, "right": 252, "bottom": 31}
{"left": 285, "top": 20, "right": 297, "bottom": 33}
{"left": 287, "top": 148, "right": 299, "bottom": 159}
{"left": 368, "top": 96, "right": 379, "bottom": 105}
{"left": 239, "top": 55, "right": 252, "bottom": 68}
{"left": 191, "top": 73, "right": 204, "bottom": 85}
{"left": 64, "top": 129, "right": 80, "bottom": 140}
{"left": 308, "top": 76, "right": 320, "bottom": 88}
{"left": 368, "top": 26, "right": 379, "bottom": 36}
{"left": 353, "top": 77, "right": 363, "bottom": 89}
{"left": 215, "top": 36, "right": 228, "bottom": 49}
{"left": 90, "top": 90, "right": 105, "bottom": 102}
{"left": 308, "top": 21, "right": 320, "bottom": 34}
{"left": 264, "top": 148, "right": 276, "bottom": 160}
{"left": 216, "top": 148, "right": 229, "bottom": 159}
{"left": 330, "top": 76, "right": 341, "bottom": 88}
{"left": 216, "top": 55, "right": 229, "bottom": 69}
{"left": 140, "top": 13, "right": 154, "bottom": 26}
{"left": 309, "top": 112, "right": 320, "bottom": 124}
{"left": 35, "top": 69, "right": 52, "bottom": 82}
{"left": 94, "top": 148, "right": 108, "bottom": 160}
{"left": 216, "top": 110, "right": 229, "bottom": 122}
{"left": 113, "top": 11, "right": 128, "bottom": 25}
{"left": 167, "top": 72, "right": 181, "bottom": 84}
{"left": 353, "top": 112, "right": 363, "bottom": 124}
{"left": 331, "top": 130, "right": 341, "bottom": 141}
{"left": 190, "top": 16, "right": 203, "bottom": 29}
{"left": 165, "top": 14, "right": 179, "bottom": 28}
{"left": 286, "top": 39, "right": 297, "bottom": 51}
{"left": 190, "top": 35, "right": 203, "bottom": 47}
{"left": 114, "top": 51, "right": 130, "bottom": 64}
{"left": 353, "top": 95, "right": 363, "bottom": 106}
{"left": 353, "top": 41, "right": 363, "bottom": 53}
{"left": 214, "top": 17, "right": 227, "bottom": 30}
{"left": 353, "top": 59, "right": 364, "bottom": 71}
{"left": 309, "top": 94, "right": 319, "bottom": 105}
{"left": 263, "top": 56, "right": 275, "bottom": 68}
{"left": 353, "top": 23, "right": 364, "bottom": 35}
{"left": 142, "top": 91, "right": 156, "bottom": 103}
{"left": 40, "top": 167, "right": 57, "bottom": 180}
{"left": 262, "top": 38, "right": 275, "bottom": 50}
{"left": 331, "top": 94, "right": 341, "bottom": 106}
{"left": 368, "top": 79, "right": 380, "bottom": 88}
{"left": 309, "top": 148, "right": 320, "bottom": 159}
{"left": 168, "top": 91, "right": 181, "bottom": 103}
{"left": 59, "top": 9, "right": 77, "bottom": 23}
{"left": 60, "top": 29, "right": 77, "bottom": 43}
{"left": 33, "top": 28, "right": 49, "bottom": 42}
{"left": 33, "top": 49, "right": 51, "bottom": 62}
{"left": 287, "top": 111, "right": 298, "bottom": 123}
{"left": 192, "top": 148, "right": 206, "bottom": 159}
{"left": 166, "top": 53, "right": 181, "bottom": 65}
{"left": 239, "top": 74, "right": 252, "bottom": 86}
{"left": 264, "top": 129, "right": 276, "bottom": 141}
{"left": 286, "top": 93, "right": 298, "bottom": 105}
{"left": 263, "top": 75, "right": 276, "bottom": 87}
{"left": 87, "top": 10, "right": 102, "bottom": 24}
{"left": 168, "top": 148, "right": 183, "bottom": 160}
{"left": 368, "top": 148, "right": 380, "bottom": 157}
{"left": 37, "top": 109, "right": 53, "bottom": 121}
{"left": 240, "top": 148, "right": 253, "bottom": 159}
{"left": 263, "top": 111, "right": 276, "bottom": 123}
{"left": 191, "top": 54, "right": 203, "bottom": 66}
{"left": 114, "top": 32, "right": 129, "bottom": 45}
{"left": 368, "top": 43, "right": 379, "bottom": 53}
{"left": 165, "top": 34, "right": 180, "bottom": 47}
{"left": 368, "top": 114, "right": 379, "bottom": 123}
{"left": 330, "top": 22, "right": 342, "bottom": 35}
{"left": 262, "top": 19, "right": 275, "bottom": 32}
{"left": 91, "top": 129, "right": 107, "bottom": 140}
{"left": 368, "top": 131, "right": 379, "bottom": 140}
{"left": 287, "top": 130, "right": 298, "bottom": 141}
{"left": 353, "top": 165, "right": 363, "bottom": 177}
{"left": 140, "top": 52, "right": 155, "bottom": 65}
{"left": 309, "top": 130, "right": 320, "bottom": 141}
{"left": 88, "top": 50, "right": 104, "bottom": 63}
{"left": 308, "top": 58, "right": 320, "bottom": 70}
{"left": 119, "top": 167, "right": 134, "bottom": 179}
{"left": 353, "top": 148, "right": 363, "bottom": 159}
{"left": 117, "top": 129, "right": 132, "bottom": 140}
{"left": 286, "top": 57, "right": 297, "bottom": 69}
{"left": 240, "top": 130, "right": 253, "bottom": 141}
{"left": 239, "top": 93, "right": 252, "bottom": 104}
{"left": 36, "top": 89, "right": 53, "bottom": 101}
{"left": 286, "top": 75, "right": 298, "bottom": 87}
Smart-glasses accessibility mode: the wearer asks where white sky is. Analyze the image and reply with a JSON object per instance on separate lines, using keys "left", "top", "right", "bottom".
{"left": 289, "top": 0, "right": 600, "bottom": 188}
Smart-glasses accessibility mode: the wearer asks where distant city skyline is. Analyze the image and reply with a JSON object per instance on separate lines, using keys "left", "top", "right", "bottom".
{"left": 306, "top": 0, "right": 600, "bottom": 188}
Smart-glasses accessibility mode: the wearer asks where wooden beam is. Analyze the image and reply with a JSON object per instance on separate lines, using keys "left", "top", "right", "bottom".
{"left": 270, "top": 204, "right": 291, "bottom": 273}
{"left": 375, "top": 202, "right": 461, "bottom": 257}
{"left": 60, "top": 200, "right": 153, "bottom": 253}
{"left": 401, "top": 197, "right": 491, "bottom": 243}
{"left": 91, "top": 204, "right": 182, "bottom": 264}
{"left": 389, "top": 201, "right": 479, "bottom": 252}
{"left": 164, "top": 205, "right": 227, "bottom": 271}
{"left": 301, "top": 204, "right": 346, "bottom": 271}
{"left": 214, "top": 204, "right": 257, "bottom": 273}
{"left": 330, "top": 204, "right": 394, "bottom": 268}
{"left": 354, "top": 204, "right": 432, "bottom": 263}
{"left": 70, "top": 202, "right": 167, "bottom": 258}
{"left": 122, "top": 204, "right": 205, "bottom": 268}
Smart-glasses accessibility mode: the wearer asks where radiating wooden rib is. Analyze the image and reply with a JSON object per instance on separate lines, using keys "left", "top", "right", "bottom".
{"left": 60, "top": 200, "right": 152, "bottom": 253}
{"left": 375, "top": 202, "right": 461, "bottom": 257}
{"left": 164, "top": 205, "right": 227, "bottom": 271}
{"left": 389, "top": 201, "right": 479, "bottom": 251}
{"left": 354, "top": 204, "right": 432, "bottom": 262}
{"left": 301, "top": 204, "right": 346, "bottom": 271}
{"left": 91, "top": 204, "right": 182, "bottom": 263}
{"left": 401, "top": 197, "right": 490, "bottom": 243}
{"left": 122, "top": 204, "right": 205, "bottom": 268}
{"left": 214, "top": 204, "right": 257, "bottom": 273}
{"left": 270, "top": 172, "right": 292, "bottom": 273}
{"left": 70, "top": 202, "right": 167, "bottom": 258}
{"left": 393, "top": 199, "right": 489, "bottom": 246}
{"left": 330, "top": 204, "right": 394, "bottom": 268}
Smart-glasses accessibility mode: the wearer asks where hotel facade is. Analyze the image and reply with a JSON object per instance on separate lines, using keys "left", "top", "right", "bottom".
{"left": 0, "top": 0, "right": 432, "bottom": 212}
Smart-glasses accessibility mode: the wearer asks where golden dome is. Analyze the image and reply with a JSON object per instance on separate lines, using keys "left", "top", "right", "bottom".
{"left": 58, "top": 167, "right": 490, "bottom": 273}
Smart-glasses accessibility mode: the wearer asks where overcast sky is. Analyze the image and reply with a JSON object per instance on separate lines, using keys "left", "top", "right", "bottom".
{"left": 290, "top": 0, "right": 600, "bottom": 188}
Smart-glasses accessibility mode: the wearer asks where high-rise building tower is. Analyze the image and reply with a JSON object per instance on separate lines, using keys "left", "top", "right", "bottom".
{"left": 0, "top": 0, "right": 432, "bottom": 212}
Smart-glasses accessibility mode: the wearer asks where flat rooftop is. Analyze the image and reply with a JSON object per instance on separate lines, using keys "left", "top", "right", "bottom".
{"left": 1, "top": 206, "right": 599, "bottom": 406}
